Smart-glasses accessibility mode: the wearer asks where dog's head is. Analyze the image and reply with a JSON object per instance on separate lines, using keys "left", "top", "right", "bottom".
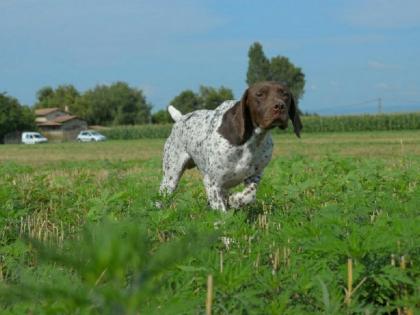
{"left": 218, "top": 81, "right": 303, "bottom": 145}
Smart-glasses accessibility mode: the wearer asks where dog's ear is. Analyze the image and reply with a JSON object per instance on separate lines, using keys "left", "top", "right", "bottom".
{"left": 289, "top": 93, "right": 303, "bottom": 138}
{"left": 218, "top": 89, "right": 254, "bottom": 145}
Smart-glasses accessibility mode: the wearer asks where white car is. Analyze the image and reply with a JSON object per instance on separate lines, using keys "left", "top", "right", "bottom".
{"left": 76, "top": 130, "right": 107, "bottom": 142}
{"left": 21, "top": 132, "right": 48, "bottom": 144}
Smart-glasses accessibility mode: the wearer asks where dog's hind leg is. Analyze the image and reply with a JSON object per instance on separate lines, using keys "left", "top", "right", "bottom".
{"left": 159, "top": 149, "right": 194, "bottom": 196}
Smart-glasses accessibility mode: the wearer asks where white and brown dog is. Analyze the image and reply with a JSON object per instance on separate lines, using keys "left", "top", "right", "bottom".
{"left": 160, "top": 81, "right": 302, "bottom": 211}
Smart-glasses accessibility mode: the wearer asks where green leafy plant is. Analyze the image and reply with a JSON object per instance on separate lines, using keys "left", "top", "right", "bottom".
{"left": 1, "top": 219, "right": 218, "bottom": 315}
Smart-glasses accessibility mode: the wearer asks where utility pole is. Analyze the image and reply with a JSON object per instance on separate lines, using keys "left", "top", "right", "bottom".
{"left": 378, "top": 97, "right": 382, "bottom": 114}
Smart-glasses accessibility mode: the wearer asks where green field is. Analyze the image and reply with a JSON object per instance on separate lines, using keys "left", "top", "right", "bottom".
{"left": 75, "top": 112, "right": 420, "bottom": 142}
{"left": 1, "top": 131, "right": 419, "bottom": 314}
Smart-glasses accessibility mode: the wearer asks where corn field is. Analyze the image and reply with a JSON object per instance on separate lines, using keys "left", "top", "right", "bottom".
{"left": 100, "top": 112, "right": 420, "bottom": 140}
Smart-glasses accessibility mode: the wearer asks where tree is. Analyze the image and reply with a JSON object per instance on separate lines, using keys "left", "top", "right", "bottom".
{"left": 246, "top": 42, "right": 270, "bottom": 85}
{"left": 74, "top": 82, "right": 152, "bottom": 126}
{"left": 246, "top": 42, "right": 306, "bottom": 103}
{"left": 199, "top": 86, "right": 234, "bottom": 110}
{"left": 34, "top": 85, "right": 80, "bottom": 111}
{"left": 169, "top": 86, "right": 235, "bottom": 115}
{"left": 151, "top": 109, "right": 172, "bottom": 124}
{"left": 270, "top": 56, "right": 305, "bottom": 102}
{"left": 0, "top": 93, "right": 36, "bottom": 143}
{"left": 36, "top": 86, "right": 54, "bottom": 103}
{"left": 169, "top": 90, "right": 201, "bottom": 114}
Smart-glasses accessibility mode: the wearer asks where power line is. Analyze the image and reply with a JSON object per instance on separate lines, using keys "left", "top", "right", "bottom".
{"left": 385, "top": 97, "right": 420, "bottom": 104}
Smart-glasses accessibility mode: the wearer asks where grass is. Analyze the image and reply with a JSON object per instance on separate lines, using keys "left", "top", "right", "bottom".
{"left": 0, "top": 130, "right": 419, "bottom": 314}
{"left": 1, "top": 130, "right": 420, "bottom": 164}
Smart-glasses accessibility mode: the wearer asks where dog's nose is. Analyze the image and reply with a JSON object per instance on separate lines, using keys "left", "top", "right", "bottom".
{"left": 274, "top": 103, "right": 286, "bottom": 111}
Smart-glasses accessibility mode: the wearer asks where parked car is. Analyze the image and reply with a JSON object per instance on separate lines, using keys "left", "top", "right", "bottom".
{"left": 21, "top": 132, "right": 48, "bottom": 144}
{"left": 76, "top": 130, "right": 107, "bottom": 142}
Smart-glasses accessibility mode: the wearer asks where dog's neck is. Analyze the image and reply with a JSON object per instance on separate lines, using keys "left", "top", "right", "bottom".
{"left": 248, "top": 127, "right": 270, "bottom": 146}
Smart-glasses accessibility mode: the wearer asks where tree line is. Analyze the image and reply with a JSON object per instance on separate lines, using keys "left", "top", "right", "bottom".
{"left": 1, "top": 42, "right": 305, "bottom": 140}
{"left": 33, "top": 83, "right": 236, "bottom": 125}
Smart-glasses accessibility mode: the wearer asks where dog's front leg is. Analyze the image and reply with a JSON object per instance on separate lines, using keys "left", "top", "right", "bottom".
{"left": 203, "top": 176, "right": 228, "bottom": 211}
{"left": 228, "top": 175, "right": 261, "bottom": 209}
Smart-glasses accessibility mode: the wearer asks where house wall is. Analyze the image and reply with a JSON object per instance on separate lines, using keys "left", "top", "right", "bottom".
{"left": 45, "top": 111, "right": 67, "bottom": 121}
{"left": 62, "top": 119, "right": 88, "bottom": 132}
{"left": 35, "top": 117, "right": 48, "bottom": 123}
{"left": 38, "top": 125, "right": 60, "bottom": 132}
{"left": 62, "top": 119, "right": 88, "bottom": 140}
{"left": 39, "top": 119, "right": 88, "bottom": 141}
{"left": 41, "top": 130, "right": 64, "bottom": 142}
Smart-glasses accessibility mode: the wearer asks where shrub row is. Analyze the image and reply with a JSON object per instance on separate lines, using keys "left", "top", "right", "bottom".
{"left": 101, "top": 112, "right": 420, "bottom": 139}
{"left": 100, "top": 124, "right": 173, "bottom": 140}
{"left": 300, "top": 112, "right": 420, "bottom": 133}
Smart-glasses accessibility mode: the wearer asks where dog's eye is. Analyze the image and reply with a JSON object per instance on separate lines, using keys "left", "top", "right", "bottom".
{"left": 280, "top": 91, "right": 290, "bottom": 98}
{"left": 256, "top": 91, "right": 264, "bottom": 97}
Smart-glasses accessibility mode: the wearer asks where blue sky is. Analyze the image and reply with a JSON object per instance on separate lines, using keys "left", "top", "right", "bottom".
{"left": 1, "top": 0, "right": 420, "bottom": 115}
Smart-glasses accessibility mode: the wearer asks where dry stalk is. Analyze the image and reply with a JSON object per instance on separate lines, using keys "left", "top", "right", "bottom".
{"left": 19, "top": 212, "right": 65, "bottom": 245}
{"left": 221, "top": 237, "right": 231, "bottom": 250}
{"left": 345, "top": 258, "right": 353, "bottom": 306}
{"left": 219, "top": 251, "right": 223, "bottom": 273}
{"left": 281, "top": 239, "right": 291, "bottom": 268}
{"left": 400, "top": 255, "right": 406, "bottom": 269}
{"left": 206, "top": 274, "right": 213, "bottom": 315}
{"left": 343, "top": 265, "right": 367, "bottom": 307}
{"left": 283, "top": 246, "right": 287, "bottom": 266}
{"left": 94, "top": 268, "right": 108, "bottom": 287}
{"left": 258, "top": 214, "right": 268, "bottom": 230}
{"left": 399, "top": 256, "right": 413, "bottom": 315}
{"left": 60, "top": 221, "right": 65, "bottom": 244}
{"left": 254, "top": 253, "right": 260, "bottom": 269}
{"left": 271, "top": 248, "right": 280, "bottom": 275}
{"left": 400, "top": 139, "right": 404, "bottom": 156}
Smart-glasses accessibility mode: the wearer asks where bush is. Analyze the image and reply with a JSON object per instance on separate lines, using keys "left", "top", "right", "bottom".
{"left": 0, "top": 93, "right": 36, "bottom": 144}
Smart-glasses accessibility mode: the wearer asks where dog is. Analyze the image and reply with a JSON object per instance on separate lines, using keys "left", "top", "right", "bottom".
{"left": 160, "top": 81, "right": 302, "bottom": 211}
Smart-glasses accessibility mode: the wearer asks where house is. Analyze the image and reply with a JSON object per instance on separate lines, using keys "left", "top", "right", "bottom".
{"left": 35, "top": 107, "right": 88, "bottom": 141}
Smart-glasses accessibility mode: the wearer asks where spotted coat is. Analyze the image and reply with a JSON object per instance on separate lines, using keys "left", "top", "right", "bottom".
{"left": 160, "top": 100, "right": 273, "bottom": 211}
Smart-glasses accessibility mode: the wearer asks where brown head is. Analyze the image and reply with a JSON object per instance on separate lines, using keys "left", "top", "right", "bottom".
{"left": 218, "top": 81, "right": 303, "bottom": 145}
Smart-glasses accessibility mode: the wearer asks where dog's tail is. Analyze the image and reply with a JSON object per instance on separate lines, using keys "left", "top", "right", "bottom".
{"left": 168, "top": 105, "right": 183, "bottom": 122}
